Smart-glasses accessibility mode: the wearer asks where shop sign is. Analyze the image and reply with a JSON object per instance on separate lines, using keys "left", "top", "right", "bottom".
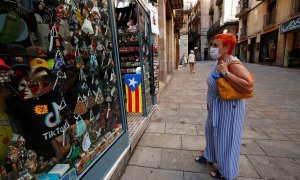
{"left": 281, "top": 16, "right": 300, "bottom": 33}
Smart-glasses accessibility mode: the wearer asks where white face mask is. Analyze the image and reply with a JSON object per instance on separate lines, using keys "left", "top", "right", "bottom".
{"left": 209, "top": 47, "right": 221, "bottom": 60}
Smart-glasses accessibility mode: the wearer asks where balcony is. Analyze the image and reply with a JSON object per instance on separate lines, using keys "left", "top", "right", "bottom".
{"left": 240, "top": 26, "right": 247, "bottom": 39}
{"left": 236, "top": 0, "right": 251, "bottom": 18}
{"left": 263, "top": 9, "right": 276, "bottom": 28}
{"left": 207, "top": 19, "right": 221, "bottom": 38}
{"left": 169, "top": 0, "right": 183, "bottom": 9}
{"left": 291, "top": 0, "right": 300, "bottom": 16}
{"left": 175, "top": 10, "right": 184, "bottom": 29}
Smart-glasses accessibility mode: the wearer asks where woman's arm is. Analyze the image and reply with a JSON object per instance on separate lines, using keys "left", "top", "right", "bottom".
{"left": 217, "top": 62, "right": 254, "bottom": 94}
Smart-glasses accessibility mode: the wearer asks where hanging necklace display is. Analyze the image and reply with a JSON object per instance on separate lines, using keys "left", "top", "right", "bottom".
{"left": 74, "top": 95, "right": 88, "bottom": 115}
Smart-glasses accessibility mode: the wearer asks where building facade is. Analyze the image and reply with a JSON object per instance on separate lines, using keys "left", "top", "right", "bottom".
{"left": 236, "top": 0, "right": 300, "bottom": 67}
{"left": 207, "top": 0, "right": 239, "bottom": 53}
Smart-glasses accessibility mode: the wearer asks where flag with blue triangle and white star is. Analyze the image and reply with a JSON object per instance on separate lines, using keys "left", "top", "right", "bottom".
{"left": 124, "top": 74, "right": 143, "bottom": 113}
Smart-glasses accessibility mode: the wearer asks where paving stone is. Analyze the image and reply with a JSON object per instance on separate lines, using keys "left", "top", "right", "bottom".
{"left": 295, "top": 158, "right": 300, "bottom": 165}
{"left": 165, "top": 123, "right": 197, "bottom": 135}
{"left": 240, "top": 139, "right": 266, "bottom": 155}
{"left": 242, "top": 127, "right": 271, "bottom": 139}
{"left": 236, "top": 178, "right": 263, "bottom": 180}
{"left": 128, "top": 146, "right": 162, "bottom": 168}
{"left": 157, "top": 102, "right": 179, "bottom": 109}
{"left": 247, "top": 155, "right": 300, "bottom": 180}
{"left": 145, "top": 122, "right": 165, "bottom": 133}
{"left": 261, "top": 127, "right": 290, "bottom": 141}
{"left": 183, "top": 172, "right": 214, "bottom": 180}
{"left": 256, "top": 140, "right": 300, "bottom": 158}
{"left": 121, "top": 166, "right": 184, "bottom": 180}
{"left": 279, "top": 128, "right": 300, "bottom": 135}
{"left": 195, "top": 125, "right": 205, "bottom": 136}
{"left": 285, "top": 134, "right": 300, "bottom": 142}
{"left": 179, "top": 103, "right": 202, "bottom": 109}
{"left": 182, "top": 135, "right": 206, "bottom": 151}
{"left": 239, "top": 155, "right": 260, "bottom": 178}
{"left": 160, "top": 149, "right": 211, "bottom": 173}
{"left": 138, "top": 133, "right": 181, "bottom": 149}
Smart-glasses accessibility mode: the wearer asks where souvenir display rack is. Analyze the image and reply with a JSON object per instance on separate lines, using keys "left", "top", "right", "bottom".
{"left": 0, "top": 0, "right": 129, "bottom": 179}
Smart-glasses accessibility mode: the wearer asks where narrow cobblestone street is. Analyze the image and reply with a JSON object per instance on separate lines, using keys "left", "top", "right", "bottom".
{"left": 121, "top": 61, "right": 300, "bottom": 180}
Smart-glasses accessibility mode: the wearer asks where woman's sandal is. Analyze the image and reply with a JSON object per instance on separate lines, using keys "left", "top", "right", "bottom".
{"left": 194, "top": 155, "right": 212, "bottom": 164}
{"left": 210, "top": 170, "right": 225, "bottom": 179}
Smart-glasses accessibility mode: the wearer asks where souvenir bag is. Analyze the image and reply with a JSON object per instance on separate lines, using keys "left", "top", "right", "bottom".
{"left": 49, "top": 25, "right": 63, "bottom": 52}
{"left": 86, "top": 89, "right": 96, "bottom": 109}
{"left": 73, "top": 95, "right": 88, "bottom": 115}
{"left": 95, "top": 87, "right": 105, "bottom": 105}
{"left": 217, "top": 61, "right": 254, "bottom": 100}
{"left": 74, "top": 46, "right": 84, "bottom": 69}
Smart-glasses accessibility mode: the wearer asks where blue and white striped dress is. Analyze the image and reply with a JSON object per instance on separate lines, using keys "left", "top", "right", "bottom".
{"left": 203, "top": 56, "right": 245, "bottom": 180}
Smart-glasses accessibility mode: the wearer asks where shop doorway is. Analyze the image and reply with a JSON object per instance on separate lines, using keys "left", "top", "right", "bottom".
{"left": 259, "top": 30, "right": 278, "bottom": 65}
{"left": 249, "top": 37, "right": 256, "bottom": 63}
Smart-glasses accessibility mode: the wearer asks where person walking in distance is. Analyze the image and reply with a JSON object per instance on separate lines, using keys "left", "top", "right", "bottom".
{"left": 182, "top": 53, "right": 187, "bottom": 67}
{"left": 188, "top": 50, "right": 195, "bottom": 74}
{"left": 194, "top": 33, "right": 254, "bottom": 180}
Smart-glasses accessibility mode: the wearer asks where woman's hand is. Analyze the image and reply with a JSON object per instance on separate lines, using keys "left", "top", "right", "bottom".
{"left": 217, "top": 61, "right": 228, "bottom": 75}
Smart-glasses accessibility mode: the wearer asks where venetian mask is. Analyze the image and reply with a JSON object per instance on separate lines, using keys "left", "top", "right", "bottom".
{"left": 18, "top": 77, "right": 42, "bottom": 100}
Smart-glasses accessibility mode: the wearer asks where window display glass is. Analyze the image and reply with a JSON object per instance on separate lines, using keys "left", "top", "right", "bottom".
{"left": 0, "top": 0, "right": 125, "bottom": 179}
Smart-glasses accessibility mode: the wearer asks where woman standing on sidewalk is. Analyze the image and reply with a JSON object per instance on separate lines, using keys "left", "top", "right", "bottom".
{"left": 194, "top": 33, "right": 254, "bottom": 180}
{"left": 188, "top": 50, "right": 196, "bottom": 74}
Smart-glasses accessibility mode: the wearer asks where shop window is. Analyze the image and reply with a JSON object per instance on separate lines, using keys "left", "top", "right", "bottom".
{"left": 0, "top": 0, "right": 127, "bottom": 179}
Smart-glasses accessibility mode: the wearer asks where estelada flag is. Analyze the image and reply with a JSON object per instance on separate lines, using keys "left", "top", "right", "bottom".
{"left": 124, "top": 74, "right": 142, "bottom": 113}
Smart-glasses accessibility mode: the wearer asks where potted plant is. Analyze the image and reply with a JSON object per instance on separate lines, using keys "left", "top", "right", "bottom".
{"left": 288, "top": 48, "right": 300, "bottom": 67}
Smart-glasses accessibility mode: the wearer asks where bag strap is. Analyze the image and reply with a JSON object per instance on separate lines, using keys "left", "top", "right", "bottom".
{"left": 227, "top": 60, "right": 242, "bottom": 66}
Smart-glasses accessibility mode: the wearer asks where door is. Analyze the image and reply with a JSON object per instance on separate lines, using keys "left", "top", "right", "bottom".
{"left": 249, "top": 37, "right": 256, "bottom": 63}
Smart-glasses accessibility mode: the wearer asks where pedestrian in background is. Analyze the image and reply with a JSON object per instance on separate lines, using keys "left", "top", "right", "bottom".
{"left": 194, "top": 33, "right": 254, "bottom": 180}
{"left": 188, "top": 50, "right": 195, "bottom": 74}
{"left": 181, "top": 53, "right": 187, "bottom": 66}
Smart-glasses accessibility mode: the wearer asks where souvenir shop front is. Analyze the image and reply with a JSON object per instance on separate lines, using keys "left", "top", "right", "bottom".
{"left": 115, "top": 0, "right": 156, "bottom": 117}
{"left": 0, "top": 0, "right": 130, "bottom": 179}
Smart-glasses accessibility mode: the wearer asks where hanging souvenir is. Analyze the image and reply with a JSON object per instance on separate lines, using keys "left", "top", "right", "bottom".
{"left": 74, "top": 95, "right": 87, "bottom": 115}
{"left": 74, "top": 46, "right": 84, "bottom": 69}
{"left": 87, "top": 54, "right": 98, "bottom": 73}
{"left": 95, "top": 87, "right": 105, "bottom": 105}
{"left": 53, "top": 50, "right": 65, "bottom": 73}
{"left": 82, "top": 132, "right": 91, "bottom": 152}
{"left": 86, "top": 89, "right": 96, "bottom": 109}
{"left": 74, "top": 115, "right": 86, "bottom": 138}
{"left": 75, "top": 69, "right": 89, "bottom": 94}
{"left": 52, "top": 70, "right": 67, "bottom": 91}
{"left": 110, "top": 68, "right": 117, "bottom": 84}
{"left": 49, "top": 25, "right": 64, "bottom": 52}
{"left": 106, "top": 103, "right": 112, "bottom": 120}
{"left": 81, "top": 17, "right": 94, "bottom": 35}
